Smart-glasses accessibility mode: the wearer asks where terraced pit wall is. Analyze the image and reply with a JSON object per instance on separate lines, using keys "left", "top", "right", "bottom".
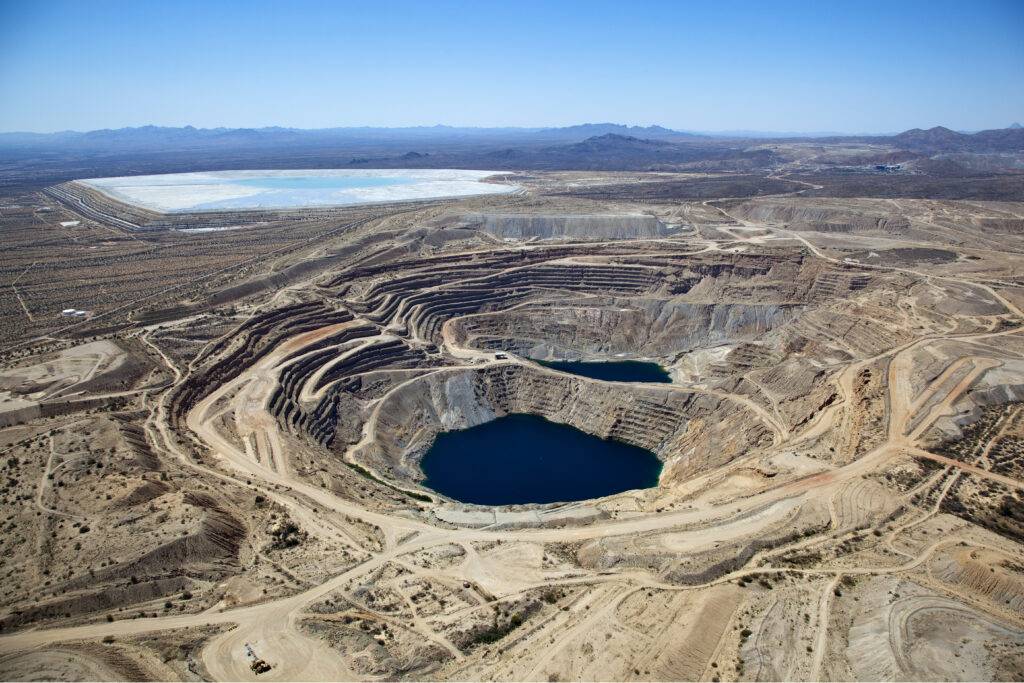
{"left": 453, "top": 213, "right": 667, "bottom": 240}
{"left": 169, "top": 301, "right": 355, "bottom": 423}
{"left": 453, "top": 301, "right": 801, "bottom": 359}
{"left": 348, "top": 364, "right": 773, "bottom": 493}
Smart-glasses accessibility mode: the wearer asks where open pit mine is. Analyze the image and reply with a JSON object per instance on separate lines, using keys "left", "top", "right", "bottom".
{"left": 0, "top": 166, "right": 1023, "bottom": 682}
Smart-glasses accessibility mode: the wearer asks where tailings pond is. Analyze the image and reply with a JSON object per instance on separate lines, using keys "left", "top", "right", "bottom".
{"left": 420, "top": 413, "right": 662, "bottom": 505}
{"left": 79, "top": 169, "right": 517, "bottom": 213}
{"left": 537, "top": 359, "right": 671, "bottom": 383}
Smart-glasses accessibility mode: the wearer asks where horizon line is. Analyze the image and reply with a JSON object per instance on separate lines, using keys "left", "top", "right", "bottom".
{"left": 1, "top": 121, "right": 1020, "bottom": 138}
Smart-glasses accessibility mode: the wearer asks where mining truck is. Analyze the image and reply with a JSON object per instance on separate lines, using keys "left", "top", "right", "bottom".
{"left": 244, "top": 643, "right": 272, "bottom": 675}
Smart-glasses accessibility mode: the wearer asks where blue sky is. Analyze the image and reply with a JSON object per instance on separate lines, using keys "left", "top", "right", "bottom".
{"left": 1, "top": 0, "right": 1021, "bottom": 133}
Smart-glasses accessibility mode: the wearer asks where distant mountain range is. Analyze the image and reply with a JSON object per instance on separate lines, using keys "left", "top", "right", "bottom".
{"left": 0, "top": 123, "right": 698, "bottom": 151}
{"left": 1, "top": 122, "right": 1021, "bottom": 155}
{"left": 0, "top": 122, "right": 1021, "bottom": 190}
{"left": 883, "top": 125, "right": 1024, "bottom": 153}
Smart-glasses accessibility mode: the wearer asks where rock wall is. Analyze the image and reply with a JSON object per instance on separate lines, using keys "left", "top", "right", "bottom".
{"left": 453, "top": 300, "right": 800, "bottom": 359}
{"left": 456, "top": 213, "right": 666, "bottom": 240}
{"left": 355, "top": 364, "right": 771, "bottom": 491}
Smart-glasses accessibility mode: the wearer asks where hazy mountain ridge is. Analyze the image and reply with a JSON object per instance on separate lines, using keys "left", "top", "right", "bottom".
{"left": 887, "top": 126, "right": 1024, "bottom": 153}
{"left": 0, "top": 123, "right": 697, "bottom": 151}
{"left": 1, "top": 123, "right": 1021, "bottom": 191}
{"left": 2, "top": 122, "right": 1021, "bottom": 155}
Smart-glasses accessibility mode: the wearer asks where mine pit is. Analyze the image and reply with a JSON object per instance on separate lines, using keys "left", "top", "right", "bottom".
{"left": 419, "top": 413, "right": 663, "bottom": 505}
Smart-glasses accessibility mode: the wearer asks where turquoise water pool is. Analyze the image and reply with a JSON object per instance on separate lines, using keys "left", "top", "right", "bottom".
{"left": 235, "top": 175, "right": 409, "bottom": 190}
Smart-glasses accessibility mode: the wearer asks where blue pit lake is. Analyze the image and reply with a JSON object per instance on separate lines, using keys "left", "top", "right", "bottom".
{"left": 420, "top": 413, "right": 662, "bottom": 505}
{"left": 537, "top": 359, "right": 672, "bottom": 383}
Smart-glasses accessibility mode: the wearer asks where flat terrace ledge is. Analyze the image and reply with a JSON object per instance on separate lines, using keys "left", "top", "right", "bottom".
{"left": 433, "top": 503, "right": 608, "bottom": 528}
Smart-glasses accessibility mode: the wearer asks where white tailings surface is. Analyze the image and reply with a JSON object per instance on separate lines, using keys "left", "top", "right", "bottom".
{"left": 78, "top": 169, "right": 517, "bottom": 213}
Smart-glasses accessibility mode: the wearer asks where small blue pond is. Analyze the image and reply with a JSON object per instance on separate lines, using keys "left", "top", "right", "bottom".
{"left": 537, "top": 359, "right": 671, "bottom": 383}
{"left": 420, "top": 414, "right": 662, "bottom": 505}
